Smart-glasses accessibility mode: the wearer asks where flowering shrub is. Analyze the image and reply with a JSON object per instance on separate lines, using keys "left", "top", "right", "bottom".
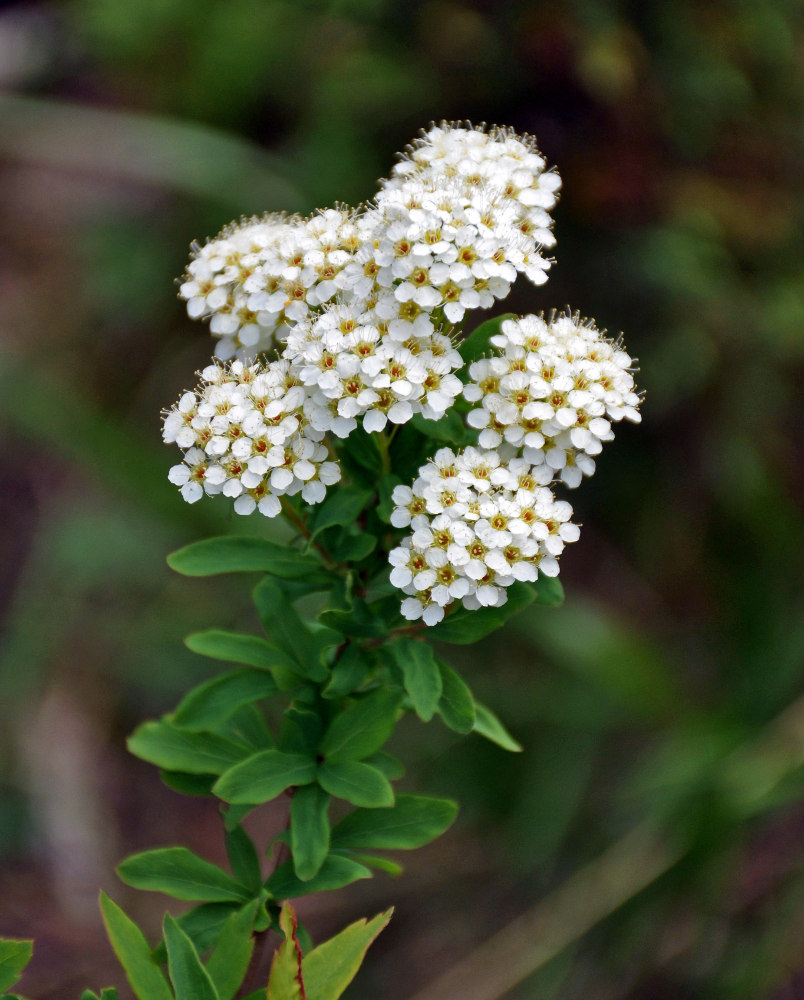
{"left": 2, "top": 123, "right": 640, "bottom": 1000}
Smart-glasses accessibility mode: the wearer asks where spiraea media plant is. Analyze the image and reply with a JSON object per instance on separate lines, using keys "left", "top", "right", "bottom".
{"left": 2, "top": 123, "right": 642, "bottom": 1000}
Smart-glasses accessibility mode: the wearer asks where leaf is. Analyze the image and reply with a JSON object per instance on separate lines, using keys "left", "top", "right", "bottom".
{"left": 410, "top": 409, "right": 469, "bottom": 446}
{"left": 117, "top": 847, "right": 250, "bottom": 903}
{"left": 458, "top": 313, "right": 515, "bottom": 366}
{"left": 225, "top": 827, "right": 262, "bottom": 892}
{"left": 205, "top": 901, "right": 258, "bottom": 1000}
{"left": 302, "top": 909, "right": 392, "bottom": 1000}
{"left": 167, "top": 536, "right": 329, "bottom": 581}
{"left": 531, "top": 574, "right": 565, "bottom": 607}
{"left": 437, "top": 660, "right": 476, "bottom": 734}
{"left": 350, "top": 853, "right": 404, "bottom": 876}
{"left": 331, "top": 794, "right": 458, "bottom": 850}
{"left": 362, "top": 750, "right": 405, "bottom": 780}
{"left": 322, "top": 644, "right": 373, "bottom": 700}
{"left": 99, "top": 893, "right": 174, "bottom": 1000}
{"left": 326, "top": 530, "right": 377, "bottom": 563}
{"left": 163, "top": 914, "right": 220, "bottom": 1000}
{"left": 317, "top": 760, "right": 395, "bottom": 808}
{"left": 337, "top": 430, "right": 384, "bottom": 481}
{"left": 160, "top": 770, "right": 216, "bottom": 797}
{"left": 279, "top": 706, "right": 324, "bottom": 757}
{"left": 0, "top": 940, "right": 32, "bottom": 992}
{"left": 266, "top": 855, "right": 372, "bottom": 900}
{"left": 173, "top": 669, "right": 278, "bottom": 731}
{"left": 128, "top": 720, "right": 248, "bottom": 775}
{"left": 266, "top": 903, "right": 303, "bottom": 1000}
{"left": 428, "top": 581, "right": 538, "bottom": 644}
{"left": 308, "top": 486, "right": 373, "bottom": 540}
{"left": 252, "top": 578, "right": 336, "bottom": 682}
{"left": 320, "top": 689, "right": 402, "bottom": 763}
{"left": 185, "top": 630, "right": 300, "bottom": 676}
{"left": 291, "top": 785, "right": 331, "bottom": 881}
{"left": 389, "top": 638, "right": 442, "bottom": 722}
{"left": 319, "top": 597, "right": 387, "bottom": 639}
{"left": 473, "top": 701, "right": 523, "bottom": 752}
{"left": 218, "top": 703, "right": 274, "bottom": 753}
{"left": 213, "top": 749, "right": 316, "bottom": 805}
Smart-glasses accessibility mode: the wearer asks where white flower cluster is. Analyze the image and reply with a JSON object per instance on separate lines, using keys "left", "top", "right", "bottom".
{"left": 388, "top": 447, "right": 579, "bottom": 626}
{"left": 284, "top": 302, "right": 464, "bottom": 432}
{"left": 178, "top": 208, "right": 361, "bottom": 359}
{"left": 163, "top": 360, "right": 340, "bottom": 517}
{"left": 464, "top": 313, "right": 642, "bottom": 488}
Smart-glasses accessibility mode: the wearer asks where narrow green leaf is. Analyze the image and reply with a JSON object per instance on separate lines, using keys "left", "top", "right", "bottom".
{"left": 100, "top": 991, "right": 119, "bottom": 1000}
{"left": 458, "top": 313, "right": 515, "bottom": 365}
{"left": 330, "top": 794, "right": 458, "bottom": 850}
{"left": 532, "top": 574, "right": 565, "bottom": 607}
{"left": 291, "top": 785, "right": 331, "bottom": 881}
{"left": 266, "top": 856, "right": 371, "bottom": 900}
{"left": 185, "top": 630, "right": 300, "bottom": 675}
{"left": 317, "top": 761, "right": 394, "bottom": 808}
{"left": 165, "top": 903, "right": 239, "bottom": 961}
{"left": 225, "top": 827, "right": 262, "bottom": 892}
{"left": 266, "top": 903, "right": 303, "bottom": 1000}
{"left": 0, "top": 940, "right": 32, "bottom": 992}
{"left": 308, "top": 486, "right": 373, "bottom": 540}
{"left": 163, "top": 914, "right": 220, "bottom": 1000}
{"left": 320, "top": 689, "right": 402, "bottom": 763}
{"left": 410, "top": 409, "right": 469, "bottom": 446}
{"left": 337, "top": 431, "right": 383, "bottom": 481}
{"left": 217, "top": 703, "right": 274, "bottom": 753}
{"left": 205, "top": 901, "right": 258, "bottom": 1000}
{"left": 322, "top": 644, "right": 373, "bottom": 700}
{"left": 252, "top": 579, "right": 336, "bottom": 682}
{"left": 128, "top": 720, "right": 248, "bottom": 775}
{"left": 99, "top": 893, "right": 174, "bottom": 1000}
{"left": 326, "top": 530, "right": 377, "bottom": 563}
{"left": 437, "top": 660, "right": 476, "bottom": 734}
{"left": 213, "top": 749, "right": 316, "bottom": 805}
{"left": 80, "top": 992, "right": 100, "bottom": 1000}
{"left": 117, "top": 847, "right": 250, "bottom": 903}
{"left": 473, "top": 701, "right": 523, "bottom": 752}
{"left": 319, "top": 597, "right": 387, "bottom": 639}
{"left": 390, "top": 638, "right": 442, "bottom": 722}
{"left": 279, "top": 706, "right": 324, "bottom": 757}
{"left": 350, "top": 854, "right": 404, "bottom": 877}
{"left": 174, "top": 669, "right": 278, "bottom": 731}
{"left": 428, "top": 581, "right": 538, "bottom": 644}
{"left": 168, "top": 536, "right": 328, "bottom": 581}
{"left": 302, "top": 909, "right": 392, "bottom": 1000}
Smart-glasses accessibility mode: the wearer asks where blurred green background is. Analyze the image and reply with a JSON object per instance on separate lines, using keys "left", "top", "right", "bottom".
{"left": 1, "top": 0, "right": 803, "bottom": 997}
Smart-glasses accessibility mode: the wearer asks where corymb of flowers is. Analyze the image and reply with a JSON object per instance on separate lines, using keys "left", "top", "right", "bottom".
{"left": 164, "top": 122, "right": 642, "bottom": 626}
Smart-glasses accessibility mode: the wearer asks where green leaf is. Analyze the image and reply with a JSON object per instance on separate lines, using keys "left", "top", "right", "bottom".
{"left": 185, "top": 630, "right": 300, "bottom": 676}
{"left": 173, "top": 669, "right": 278, "bottom": 731}
{"left": 337, "top": 430, "right": 384, "bottom": 481}
{"left": 349, "top": 853, "right": 404, "bottom": 877}
{"left": 376, "top": 473, "right": 403, "bottom": 524}
{"left": 318, "top": 760, "right": 394, "bottom": 808}
{"left": 100, "top": 988, "right": 120, "bottom": 1000}
{"left": 168, "top": 536, "right": 329, "bottom": 581}
{"left": 160, "top": 770, "right": 216, "bottom": 797}
{"left": 326, "top": 530, "right": 377, "bottom": 563}
{"left": 266, "top": 903, "right": 303, "bottom": 1000}
{"left": 291, "top": 785, "right": 331, "bottom": 881}
{"left": 458, "top": 313, "right": 515, "bottom": 366}
{"left": 166, "top": 903, "right": 240, "bottom": 960}
{"left": 252, "top": 579, "right": 337, "bottom": 682}
{"left": 128, "top": 720, "right": 248, "bottom": 775}
{"left": 218, "top": 703, "right": 274, "bottom": 753}
{"left": 308, "top": 486, "right": 373, "bottom": 540}
{"left": 437, "top": 660, "right": 476, "bottom": 734}
{"left": 302, "top": 908, "right": 392, "bottom": 1000}
{"left": 428, "top": 581, "right": 538, "bottom": 644}
{"left": 389, "top": 638, "right": 442, "bottom": 722}
{"left": 331, "top": 794, "right": 458, "bottom": 850}
{"left": 99, "top": 893, "right": 174, "bottom": 1000}
{"left": 213, "top": 750, "right": 316, "bottom": 805}
{"left": 279, "top": 706, "right": 324, "bottom": 756}
{"left": 322, "top": 644, "right": 373, "bottom": 699}
{"left": 164, "top": 914, "right": 220, "bottom": 1000}
{"left": 118, "top": 847, "right": 250, "bottom": 903}
{"left": 320, "top": 689, "right": 402, "bottom": 763}
{"left": 410, "top": 409, "right": 469, "bottom": 446}
{"left": 80, "top": 992, "right": 100, "bottom": 1000}
{"left": 319, "top": 597, "right": 387, "bottom": 639}
{"left": 266, "top": 856, "right": 372, "bottom": 900}
{"left": 0, "top": 940, "right": 32, "bottom": 992}
{"left": 362, "top": 751, "right": 405, "bottom": 780}
{"left": 81, "top": 990, "right": 118, "bottom": 1000}
{"left": 531, "top": 574, "right": 565, "bottom": 607}
{"left": 205, "top": 901, "right": 258, "bottom": 1000}
{"left": 473, "top": 701, "right": 523, "bottom": 752}
{"left": 225, "top": 827, "right": 262, "bottom": 893}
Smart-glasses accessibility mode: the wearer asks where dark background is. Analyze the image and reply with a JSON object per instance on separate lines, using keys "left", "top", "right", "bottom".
{"left": 1, "top": 1, "right": 803, "bottom": 997}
